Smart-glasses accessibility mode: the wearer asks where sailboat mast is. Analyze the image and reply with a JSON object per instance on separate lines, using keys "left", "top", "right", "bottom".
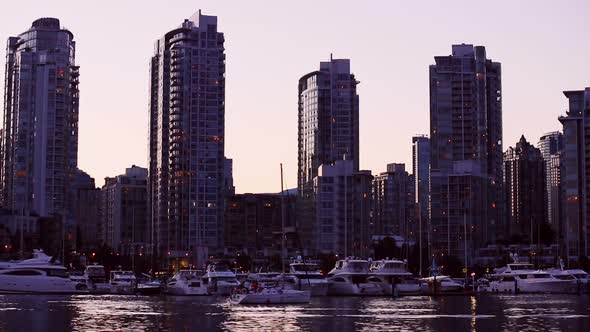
{"left": 280, "top": 163, "right": 286, "bottom": 274}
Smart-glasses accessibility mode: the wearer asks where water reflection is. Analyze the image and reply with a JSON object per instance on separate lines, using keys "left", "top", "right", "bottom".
{"left": 0, "top": 294, "right": 587, "bottom": 331}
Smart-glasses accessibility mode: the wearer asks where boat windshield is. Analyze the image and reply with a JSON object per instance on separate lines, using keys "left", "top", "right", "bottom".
{"left": 212, "top": 264, "right": 229, "bottom": 272}
{"left": 383, "top": 262, "right": 404, "bottom": 269}
{"left": 508, "top": 264, "right": 534, "bottom": 270}
{"left": 292, "top": 264, "right": 318, "bottom": 272}
{"left": 526, "top": 274, "right": 551, "bottom": 279}
{"left": 347, "top": 262, "right": 368, "bottom": 272}
{"left": 554, "top": 274, "right": 576, "bottom": 280}
{"left": 573, "top": 274, "right": 588, "bottom": 279}
{"left": 47, "top": 269, "right": 68, "bottom": 278}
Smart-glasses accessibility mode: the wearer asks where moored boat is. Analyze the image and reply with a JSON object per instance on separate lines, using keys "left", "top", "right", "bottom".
{"left": 229, "top": 287, "right": 310, "bottom": 304}
{"left": 165, "top": 270, "right": 208, "bottom": 296}
{"left": 327, "top": 259, "right": 385, "bottom": 296}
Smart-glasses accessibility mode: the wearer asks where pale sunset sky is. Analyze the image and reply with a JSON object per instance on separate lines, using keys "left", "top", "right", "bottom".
{"left": 1, "top": 0, "right": 589, "bottom": 193}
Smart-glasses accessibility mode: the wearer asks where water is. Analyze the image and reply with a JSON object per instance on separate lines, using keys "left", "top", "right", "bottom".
{"left": 0, "top": 294, "right": 589, "bottom": 331}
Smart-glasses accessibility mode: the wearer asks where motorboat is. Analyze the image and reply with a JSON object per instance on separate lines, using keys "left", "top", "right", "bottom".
{"left": 419, "top": 258, "right": 464, "bottom": 295}
{"left": 369, "top": 259, "right": 421, "bottom": 295}
{"left": 419, "top": 275, "right": 464, "bottom": 295}
{"left": 0, "top": 250, "right": 87, "bottom": 294}
{"left": 229, "top": 287, "right": 310, "bottom": 304}
{"left": 84, "top": 264, "right": 111, "bottom": 293}
{"left": 203, "top": 262, "right": 240, "bottom": 295}
{"left": 327, "top": 259, "right": 385, "bottom": 296}
{"left": 109, "top": 270, "right": 136, "bottom": 294}
{"left": 479, "top": 262, "right": 577, "bottom": 294}
{"left": 136, "top": 273, "right": 162, "bottom": 295}
{"left": 546, "top": 259, "right": 589, "bottom": 293}
{"left": 165, "top": 270, "right": 208, "bottom": 296}
{"left": 283, "top": 260, "right": 329, "bottom": 296}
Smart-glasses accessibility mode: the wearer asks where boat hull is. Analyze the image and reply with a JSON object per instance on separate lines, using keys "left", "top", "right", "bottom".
{"left": 0, "top": 276, "right": 87, "bottom": 294}
{"left": 328, "top": 282, "right": 385, "bottom": 296}
{"left": 231, "top": 290, "right": 310, "bottom": 304}
{"left": 482, "top": 279, "right": 578, "bottom": 294}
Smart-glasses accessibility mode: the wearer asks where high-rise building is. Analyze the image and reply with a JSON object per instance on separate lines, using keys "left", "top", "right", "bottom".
{"left": 224, "top": 193, "right": 297, "bottom": 256}
{"left": 148, "top": 11, "right": 226, "bottom": 266}
{"left": 373, "top": 163, "right": 415, "bottom": 239}
{"left": 559, "top": 88, "right": 590, "bottom": 263}
{"left": 71, "top": 169, "right": 102, "bottom": 251}
{"left": 538, "top": 132, "right": 563, "bottom": 233}
{"left": 412, "top": 135, "right": 430, "bottom": 243}
{"left": 1, "top": 18, "right": 79, "bottom": 219}
{"left": 102, "top": 166, "right": 148, "bottom": 255}
{"left": 313, "top": 160, "right": 372, "bottom": 257}
{"left": 429, "top": 44, "right": 503, "bottom": 264}
{"left": 297, "top": 56, "right": 359, "bottom": 252}
{"left": 503, "top": 136, "right": 546, "bottom": 243}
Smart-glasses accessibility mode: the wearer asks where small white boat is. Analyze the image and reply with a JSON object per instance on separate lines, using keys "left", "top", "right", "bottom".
{"left": 0, "top": 250, "right": 87, "bottom": 294}
{"left": 85, "top": 264, "right": 111, "bottom": 293}
{"left": 419, "top": 275, "right": 464, "bottom": 294}
{"left": 230, "top": 287, "right": 310, "bottom": 304}
{"left": 165, "top": 270, "right": 208, "bottom": 296}
{"left": 327, "top": 259, "right": 385, "bottom": 296}
{"left": 283, "top": 259, "right": 329, "bottom": 296}
{"left": 203, "top": 263, "right": 240, "bottom": 295}
{"left": 369, "top": 259, "right": 421, "bottom": 295}
{"left": 109, "top": 270, "right": 136, "bottom": 294}
{"left": 136, "top": 273, "right": 162, "bottom": 295}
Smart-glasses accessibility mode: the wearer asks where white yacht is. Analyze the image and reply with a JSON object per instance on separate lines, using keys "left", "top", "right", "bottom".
{"left": 109, "top": 270, "right": 136, "bottom": 294}
{"left": 546, "top": 260, "right": 589, "bottom": 293}
{"left": 230, "top": 287, "right": 310, "bottom": 304}
{"left": 369, "top": 259, "right": 421, "bottom": 295}
{"left": 480, "top": 262, "right": 578, "bottom": 294}
{"left": 0, "top": 250, "right": 87, "bottom": 294}
{"left": 282, "top": 260, "right": 328, "bottom": 296}
{"left": 165, "top": 270, "right": 208, "bottom": 296}
{"left": 203, "top": 263, "right": 240, "bottom": 295}
{"left": 327, "top": 259, "right": 385, "bottom": 296}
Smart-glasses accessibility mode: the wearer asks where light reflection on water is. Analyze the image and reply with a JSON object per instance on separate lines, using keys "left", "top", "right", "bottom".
{"left": 0, "top": 294, "right": 588, "bottom": 331}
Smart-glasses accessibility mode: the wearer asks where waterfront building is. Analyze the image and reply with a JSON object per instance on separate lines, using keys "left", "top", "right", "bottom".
{"left": 537, "top": 132, "right": 564, "bottom": 238}
{"left": 71, "top": 169, "right": 102, "bottom": 251}
{"left": 503, "top": 135, "right": 546, "bottom": 243}
{"left": 148, "top": 11, "right": 226, "bottom": 267}
{"left": 297, "top": 56, "right": 359, "bottom": 253}
{"left": 429, "top": 44, "right": 503, "bottom": 265}
{"left": 372, "top": 163, "right": 415, "bottom": 239}
{"left": 0, "top": 18, "right": 79, "bottom": 222}
{"left": 102, "top": 166, "right": 148, "bottom": 256}
{"left": 559, "top": 88, "right": 590, "bottom": 263}
{"left": 412, "top": 135, "right": 430, "bottom": 249}
{"left": 224, "top": 193, "right": 297, "bottom": 257}
{"left": 313, "top": 160, "right": 372, "bottom": 257}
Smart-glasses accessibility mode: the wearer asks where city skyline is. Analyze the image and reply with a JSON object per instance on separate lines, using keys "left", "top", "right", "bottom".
{"left": 1, "top": 0, "right": 589, "bottom": 194}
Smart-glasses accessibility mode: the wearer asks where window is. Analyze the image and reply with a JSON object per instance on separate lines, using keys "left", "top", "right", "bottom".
{"left": 3, "top": 269, "right": 43, "bottom": 276}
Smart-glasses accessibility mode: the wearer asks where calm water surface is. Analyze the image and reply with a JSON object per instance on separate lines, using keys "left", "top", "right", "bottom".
{"left": 0, "top": 294, "right": 589, "bottom": 331}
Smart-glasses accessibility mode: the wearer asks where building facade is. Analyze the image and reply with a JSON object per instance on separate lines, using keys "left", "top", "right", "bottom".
{"left": 148, "top": 12, "right": 226, "bottom": 266}
{"left": 1, "top": 18, "right": 79, "bottom": 219}
{"left": 538, "top": 131, "right": 564, "bottom": 235}
{"left": 297, "top": 56, "right": 359, "bottom": 252}
{"left": 71, "top": 169, "right": 102, "bottom": 251}
{"left": 412, "top": 135, "right": 430, "bottom": 245}
{"left": 559, "top": 88, "right": 590, "bottom": 263}
{"left": 224, "top": 193, "right": 297, "bottom": 257}
{"left": 429, "top": 44, "right": 503, "bottom": 264}
{"left": 313, "top": 160, "right": 372, "bottom": 257}
{"left": 102, "top": 166, "right": 148, "bottom": 255}
{"left": 373, "top": 163, "right": 415, "bottom": 238}
{"left": 503, "top": 136, "right": 546, "bottom": 243}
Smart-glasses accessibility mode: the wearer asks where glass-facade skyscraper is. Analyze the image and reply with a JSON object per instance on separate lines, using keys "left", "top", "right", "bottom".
{"left": 297, "top": 56, "right": 359, "bottom": 253}
{"left": 1, "top": 18, "right": 79, "bottom": 218}
{"left": 148, "top": 11, "right": 226, "bottom": 266}
{"left": 429, "top": 44, "right": 503, "bottom": 265}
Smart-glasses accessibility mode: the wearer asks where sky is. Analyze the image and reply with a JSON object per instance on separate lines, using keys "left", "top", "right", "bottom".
{"left": 0, "top": 0, "right": 589, "bottom": 193}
